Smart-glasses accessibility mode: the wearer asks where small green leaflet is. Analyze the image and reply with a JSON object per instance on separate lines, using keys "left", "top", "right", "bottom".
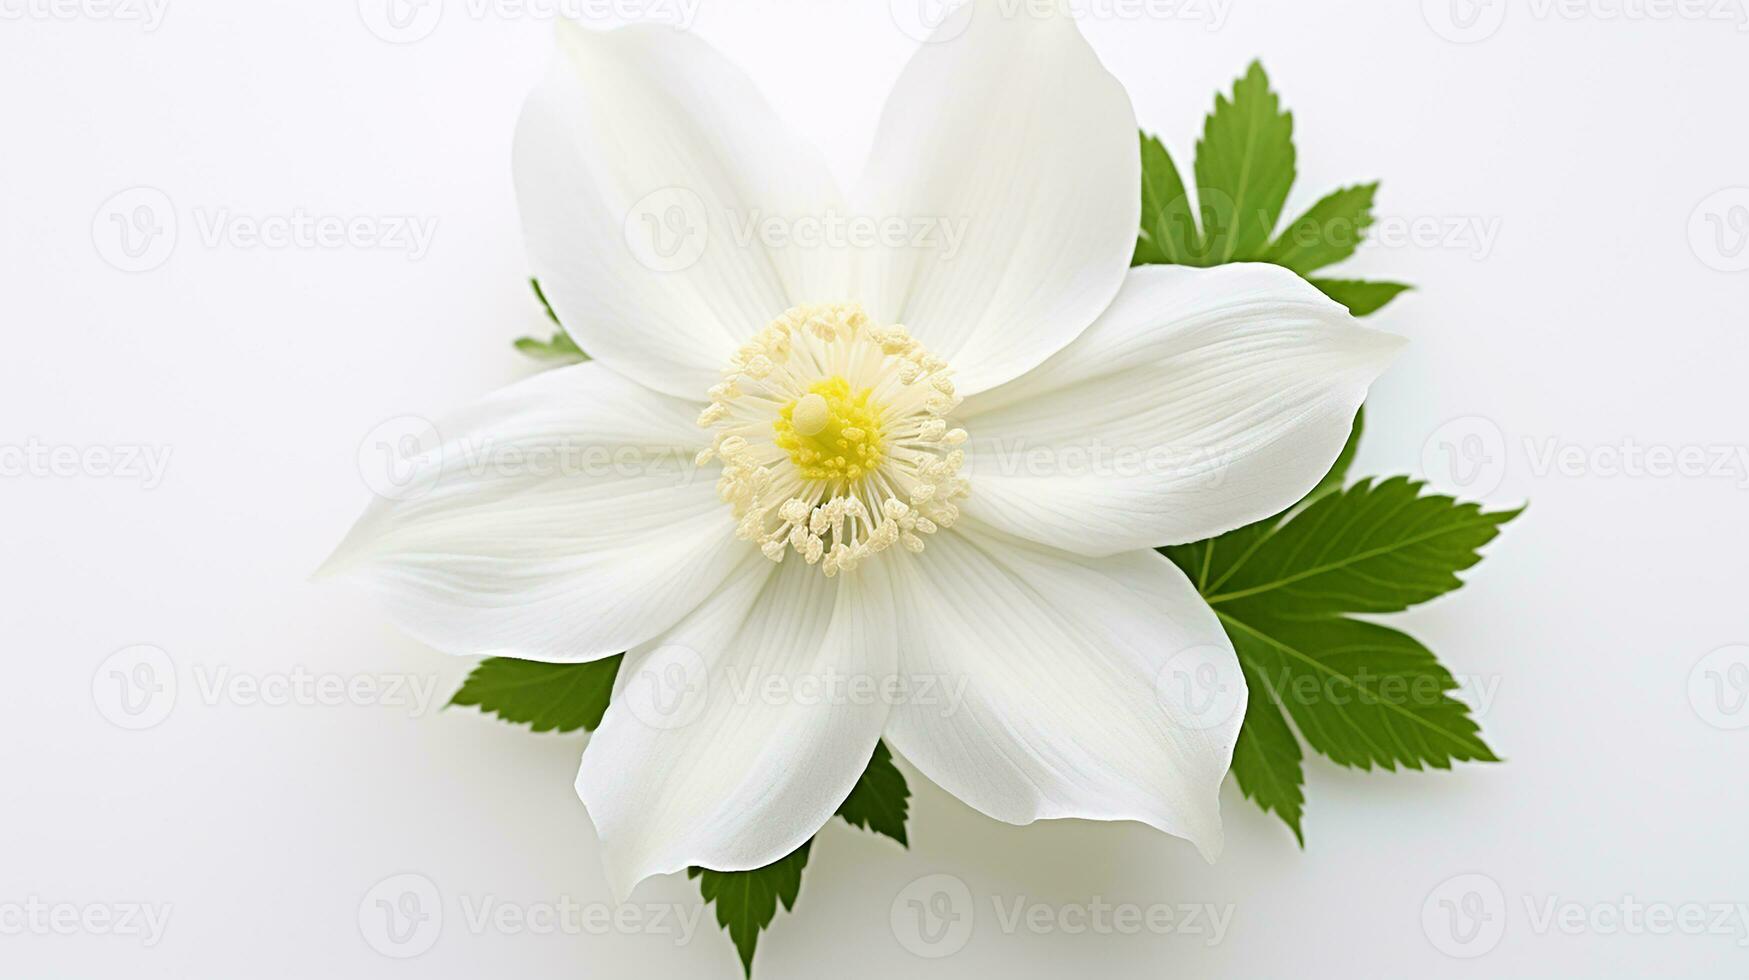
{"left": 1264, "top": 183, "right": 1375, "bottom": 273}
{"left": 1135, "top": 132, "right": 1197, "bottom": 265}
{"left": 1195, "top": 60, "right": 1296, "bottom": 264}
{"left": 530, "top": 277, "right": 559, "bottom": 323}
{"left": 1308, "top": 279, "right": 1414, "bottom": 317}
{"left": 1164, "top": 478, "right": 1519, "bottom": 842}
{"left": 690, "top": 844, "right": 812, "bottom": 978}
{"left": 1200, "top": 476, "right": 1521, "bottom": 617}
{"left": 689, "top": 741, "right": 909, "bottom": 977}
{"left": 512, "top": 332, "right": 587, "bottom": 362}
{"left": 448, "top": 655, "right": 621, "bottom": 733}
{"left": 832, "top": 740, "right": 910, "bottom": 846}
{"left": 1133, "top": 61, "right": 1411, "bottom": 316}
{"left": 514, "top": 278, "right": 589, "bottom": 364}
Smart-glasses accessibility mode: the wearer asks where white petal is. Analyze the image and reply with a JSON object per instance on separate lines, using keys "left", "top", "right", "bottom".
{"left": 850, "top": 0, "right": 1139, "bottom": 395}
{"left": 319, "top": 363, "right": 739, "bottom": 662}
{"left": 578, "top": 555, "right": 896, "bottom": 899}
{"left": 958, "top": 264, "right": 1403, "bottom": 555}
{"left": 514, "top": 22, "right": 846, "bottom": 400}
{"left": 884, "top": 525, "right": 1244, "bottom": 859}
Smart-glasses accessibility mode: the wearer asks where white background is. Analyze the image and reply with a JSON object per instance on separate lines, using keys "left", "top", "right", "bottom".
{"left": 4, "top": 0, "right": 1749, "bottom": 976}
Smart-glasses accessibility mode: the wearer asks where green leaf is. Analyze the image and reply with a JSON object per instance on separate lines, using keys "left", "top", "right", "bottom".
{"left": 1265, "top": 183, "right": 1377, "bottom": 274}
{"left": 447, "top": 655, "right": 621, "bottom": 733}
{"left": 1219, "top": 612, "right": 1497, "bottom": 771}
{"left": 690, "top": 842, "right": 812, "bottom": 979}
{"left": 1310, "top": 279, "right": 1412, "bottom": 317}
{"left": 1203, "top": 477, "right": 1521, "bottom": 618}
{"left": 1135, "top": 131, "right": 1200, "bottom": 265}
{"left": 1194, "top": 61, "right": 1296, "bottom": 263}
{"left": 1165, "top": 478, "right": 1517, "bottom": 840}
{"left": 834, "top": 741, "right": 910, "bottom": 846}
{"left": 1228, "top": 657, "right": 1306, "bottom": 844}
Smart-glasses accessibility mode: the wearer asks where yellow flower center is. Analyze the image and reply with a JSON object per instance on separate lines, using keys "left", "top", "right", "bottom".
{"left": 773, "top": 378, "right": 887, "bottom": 485}
{"left": 696, "top": 302, "right": 970, "bottom": 577}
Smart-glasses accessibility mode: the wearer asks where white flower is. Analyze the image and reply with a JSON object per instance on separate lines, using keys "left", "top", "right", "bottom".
{"left": 323, "top": 2, "right": 1401, "bottom": 899}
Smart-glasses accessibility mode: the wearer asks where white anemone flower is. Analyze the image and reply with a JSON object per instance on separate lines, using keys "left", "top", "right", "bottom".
{"left": 323, "top": 2, "right": 1401, "bottom": 898}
